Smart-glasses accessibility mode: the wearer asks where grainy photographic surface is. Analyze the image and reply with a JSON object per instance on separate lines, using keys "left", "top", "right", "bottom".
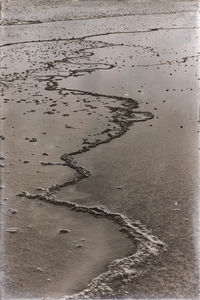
{"left": 0, "top": 0, "right": 199, "bottom": 299}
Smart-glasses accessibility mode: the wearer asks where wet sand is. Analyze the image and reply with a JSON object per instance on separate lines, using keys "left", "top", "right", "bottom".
{"left": 0, "top": 0, "right": 200, "bottom": 299}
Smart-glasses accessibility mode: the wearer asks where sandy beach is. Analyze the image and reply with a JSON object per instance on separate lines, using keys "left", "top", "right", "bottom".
{"left": 0, "top": 0, "right": 199, "bottom": 299}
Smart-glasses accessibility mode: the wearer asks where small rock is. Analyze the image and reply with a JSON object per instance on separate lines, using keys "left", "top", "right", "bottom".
{"left": 117, "top": 186, "right": 124, "bottom": 190}
{"left": 75, "top": 244, "right": 83, "bottom": 248}
{"left": 23, "top": 160, "right": 30, "bottom": 164}
{"left": 174, "top": 208, "right": 180, "bottom": 211}
{"left": 29, "top": 137, "right": 37, "bottom": 142}
{"left": 36, "top": 267, "right": 43, "bottom": 272}
{"left": 6, "top": 228, "right": 19, "bottom": 234}
{"left": 58, "top": 228, "right": 70, "bottom": 234}
{"left": 9, "top": 208, "right": 17, "bottom": 214}
{"left": 36, "top": 187, "right": 48, "bottom": 192}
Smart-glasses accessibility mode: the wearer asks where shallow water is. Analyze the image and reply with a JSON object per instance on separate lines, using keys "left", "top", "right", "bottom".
{"left": 0, "top": 0, "right": 199, "bottom": 299}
